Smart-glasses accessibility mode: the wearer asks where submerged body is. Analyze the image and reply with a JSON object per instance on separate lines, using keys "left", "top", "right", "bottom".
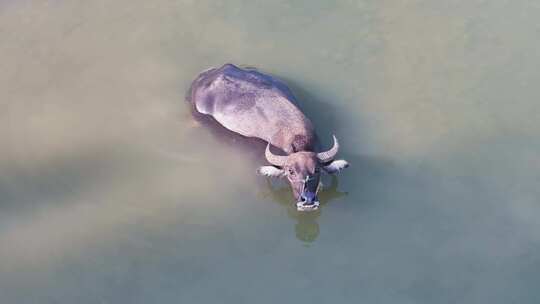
{"left": 188, "top": 64, "right": 349, "bottom": 210}
{"left": 188, "top": 64, "right": 315, "bottom": 154}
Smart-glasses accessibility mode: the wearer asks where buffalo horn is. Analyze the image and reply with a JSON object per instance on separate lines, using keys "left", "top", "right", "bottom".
{"left": 317, "top": 135, "right": 339, "bottom": 163}
{"left": 265, "top": 144, "right": 287, "bottom": 166}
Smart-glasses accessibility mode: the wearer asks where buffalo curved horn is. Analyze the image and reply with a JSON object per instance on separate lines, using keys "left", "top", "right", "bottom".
{"left": 265, "top": 144, "right": 287, "bottom": 167}
{"left": 317, "top": 135, "right": 339, "bottom": 163}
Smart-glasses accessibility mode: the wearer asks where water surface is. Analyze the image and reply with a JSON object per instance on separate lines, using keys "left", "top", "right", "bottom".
{"left": 1, "top": 1, "right": 540, "bottom": 303}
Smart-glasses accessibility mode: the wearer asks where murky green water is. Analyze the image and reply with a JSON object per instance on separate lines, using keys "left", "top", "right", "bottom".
{"left": 1, "top": 0, "right": 540, "bottom": 303}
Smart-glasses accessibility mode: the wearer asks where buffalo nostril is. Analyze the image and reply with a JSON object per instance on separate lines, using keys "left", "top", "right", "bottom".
{"left": 301, "top": 196, "right": 314, "bottom": 205}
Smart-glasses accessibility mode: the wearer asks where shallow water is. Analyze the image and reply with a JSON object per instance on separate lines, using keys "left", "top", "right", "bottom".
{"left": 1, "top": 0, "right": 540, "bottom": 303}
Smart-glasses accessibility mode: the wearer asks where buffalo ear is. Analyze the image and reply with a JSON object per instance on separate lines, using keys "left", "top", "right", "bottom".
{"left": 258, "top": 166, "right": 286, "bottom": 178}
{"left": 323, "top": 160, "right": 349, "bottom": 174}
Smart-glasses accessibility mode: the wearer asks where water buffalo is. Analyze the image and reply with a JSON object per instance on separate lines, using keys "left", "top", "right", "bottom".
{"left": 187, "top": 63, "right": 349, "bottom": 211}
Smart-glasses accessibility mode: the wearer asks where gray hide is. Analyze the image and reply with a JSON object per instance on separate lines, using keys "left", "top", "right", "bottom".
{"left": 188, "top": 64, "right": 315, "bottom": 154}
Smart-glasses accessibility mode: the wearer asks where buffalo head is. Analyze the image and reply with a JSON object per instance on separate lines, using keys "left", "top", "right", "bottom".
{"left": 258, "top": 135, "right": 349, "bottom": 211}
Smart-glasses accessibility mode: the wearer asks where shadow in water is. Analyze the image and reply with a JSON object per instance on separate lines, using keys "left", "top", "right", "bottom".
{"left": 258, "top": 176, "right": 348, "bottom": 243}
{"left": 279, "top": 77, "right": 355, "bottom": 149}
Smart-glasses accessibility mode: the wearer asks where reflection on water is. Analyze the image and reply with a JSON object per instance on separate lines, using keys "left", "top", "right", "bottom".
{"left": 1, "top": 0, "right": 540, "bottom": 303}
{"left": 259, "top": 176, "right": 347, "bottom": 243}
